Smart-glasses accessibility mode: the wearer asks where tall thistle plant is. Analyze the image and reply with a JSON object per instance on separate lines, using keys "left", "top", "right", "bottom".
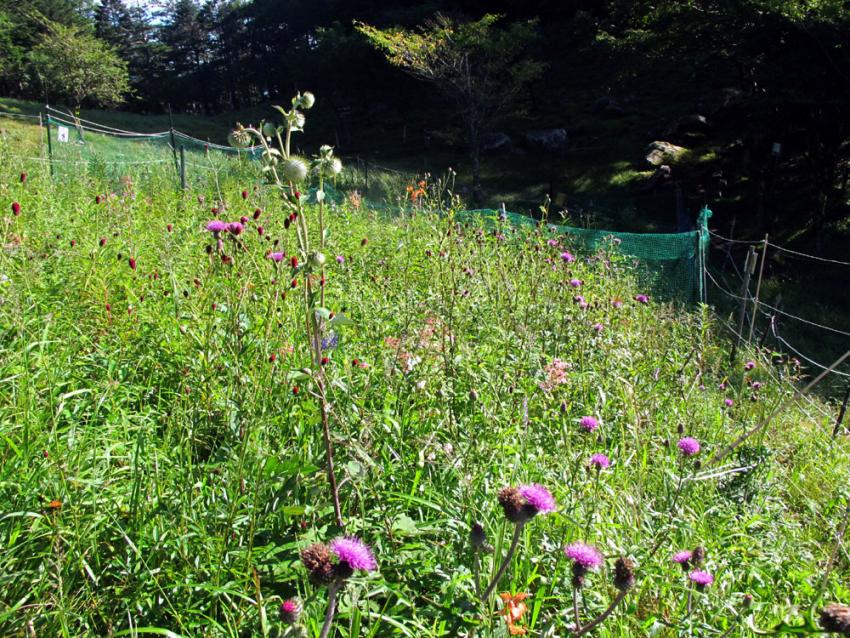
{"left": 231, "top": 92, "right": 345, "bottom": 528}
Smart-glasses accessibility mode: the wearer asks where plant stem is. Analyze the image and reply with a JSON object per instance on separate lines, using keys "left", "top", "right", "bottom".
{"left": 481, "top": 522, "right": 523, "bottom": 602}
{"left": 573, "top": 589, "right": 628, "bottom": 637}
{"left": 318, "top": 582, "right": 340, "bottom": 638}
{"left": 572, "top": 586, "right": 582, "bottom": 632}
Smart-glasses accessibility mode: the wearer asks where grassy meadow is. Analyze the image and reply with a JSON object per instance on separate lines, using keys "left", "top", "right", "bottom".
{"left": 1, "top": 109, "right": 850, "bottom": 638}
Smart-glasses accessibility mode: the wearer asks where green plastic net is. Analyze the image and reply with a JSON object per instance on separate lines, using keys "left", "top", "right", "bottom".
{"left": 45, "top": 112, "right": 261, "bottom": 186}
{"left": 454, "top": 208, "right": 712, "bottom": 304}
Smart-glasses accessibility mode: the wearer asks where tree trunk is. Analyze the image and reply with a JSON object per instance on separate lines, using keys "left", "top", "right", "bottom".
{"left": 468, "top": 120, "right": 482, "bottom": 203}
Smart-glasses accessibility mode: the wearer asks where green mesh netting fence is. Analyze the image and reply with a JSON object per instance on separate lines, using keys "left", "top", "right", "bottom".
{"left": 453, "top": 207, "right": 712, "bottom": 304}
{"left": 45, "top": 111, "right": 261, "bottom": 187}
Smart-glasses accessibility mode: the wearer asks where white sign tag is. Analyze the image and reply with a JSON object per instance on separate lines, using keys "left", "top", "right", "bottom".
{"left": 57, "top": 126, "right": 69, "bottom": 142}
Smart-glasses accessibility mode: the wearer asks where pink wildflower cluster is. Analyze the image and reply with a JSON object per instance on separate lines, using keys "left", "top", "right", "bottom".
{"left": 539, "top": 358, "right": 571, "bottom": 392}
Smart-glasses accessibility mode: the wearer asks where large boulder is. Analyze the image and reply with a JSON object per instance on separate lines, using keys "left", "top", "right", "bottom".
{"left": 645, "top": 141, "right": 687, "bottom": 166}
{"left": 592, "top": 96, "right": 626, "bottom": 118}
{"left": 665, "top": 114, "right": 710, "bottom": 138}
{"left": 524, "top": 128, "right": 569, "bottom": 154}
{"left": 481, "top": 132, "right": 512, "bottom": 154}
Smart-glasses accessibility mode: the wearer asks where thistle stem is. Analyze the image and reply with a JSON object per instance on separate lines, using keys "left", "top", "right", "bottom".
{"left": 573, "top": 589, "right": 628, "bottom": 637}
{"left": 572, "top": 586, "right": 582, "bottom": 632}
{"left": 318, "top": 582, "right": 339, "bottom": 638}
{"left": 481, "top": 522, "right": 524, "bottom": 602}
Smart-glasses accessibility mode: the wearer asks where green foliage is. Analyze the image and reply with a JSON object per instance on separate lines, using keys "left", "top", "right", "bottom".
{"left": 1, "top": 137, "right": 849, "bottom": 636}
{"left": 29, "top": 20, "right": 130, "bottom": 108}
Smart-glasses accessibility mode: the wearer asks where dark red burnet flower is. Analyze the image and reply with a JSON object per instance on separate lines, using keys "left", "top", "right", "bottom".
{"left": 167, "top": 224, "right": 173, "bottom": 232}
{"left": 11, "top": 201, "right": 21, "bottom": 216}
{"left": 321, "top": 356, "right": 329, "bottom": 366}
{"left": 20, "top": 172, "right": 27, "bottom": 183}
{"left": 95, "top": 195, "right": 102, "bottom": 204}
{"left": 70, "top": 239, "right": 76, "bottom": 248}
{"left": 239, "top": 215, "right": 249, "bottom": 225}
{"left": 290, "top": 256, "right": 298, "bottom": 268}
{"left": 241, "top": 190, "right": 248, "bottom": 200}
{"left": 292, "top": 385, "right": 299, "bottom": 395}
{"left": 128, "top": 257, "right": 136, "bottom": 270}
{"left": 269, "top": 353, "right": 277, "bottom": 363}
{"left": 253, "top": 208, "right": 262, "bottom": 220}
{"left": 257, "top": 226, "right": 264, "bottom": 236}
{"left": 294, "top": 191, "right": 300, "bottom": 200}
{"left": 290, "top": 278, "right": 297, "bottom": 288}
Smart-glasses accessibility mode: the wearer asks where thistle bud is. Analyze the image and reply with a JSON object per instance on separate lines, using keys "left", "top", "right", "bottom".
{"left": 279, "top": 598, "right": 302, "bottom": 625}
{"left": 613, "top": 557, "right": 635, "bottom": 591}
{"left": 820, "top": 604, "right": 850, "bottom": 634}
{"left": 299, "top": 92, "right": 315, "bottom": 109}
{"left": 308, "top": 251, "right": 326, "bottom": 269}
{"left": 498, "top": 487, "right": 527, "bottom": 524}
{"left": 262, "top": 122, "right": 276, "bottom": 138}
{"left": 470, "top": 522, "right": 487, "bottom": 549}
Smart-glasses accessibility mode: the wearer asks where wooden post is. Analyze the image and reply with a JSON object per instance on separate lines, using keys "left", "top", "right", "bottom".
{"left": 179, "top": 145, "right": 187, "bottom": 190}
{"left": 168, "top": 105, "right": 180, "bottom": 181}
{"left": 730, "top": 246, "right": 755, "bottom": 363}
{"left": 45, "top": 108, "right": 54, "bottom": 178}
{"left": 833, "top": 383, "right": 850, "bottom": 437}
{"left": 747, "top": 234, "right": 769, "bottom": 344}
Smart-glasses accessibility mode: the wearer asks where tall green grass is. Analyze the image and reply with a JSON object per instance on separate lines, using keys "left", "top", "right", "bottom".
{"left": 0, "top": 128, "right": 849, "bottom": 638}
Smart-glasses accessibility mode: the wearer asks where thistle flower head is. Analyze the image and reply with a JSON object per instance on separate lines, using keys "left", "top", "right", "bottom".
{"left": 634, "top": 294, "right": 649, "bottom": 304}
{"left": 590, "top": 453, "right": 610, "bottom": 469}
{"left": 672, "top": 550, "right": 693, "bottom": 569}
{"left": 518, "top": 483, "right": 557, "bottom": 514}
{"left": 498, "top": 487, "right": 527, "bottom": 523}
{"left": 677, "top": 437, "right": 700, "bottom": 457}
{"left": 744, "top": 360, "right": 756, "bottom": 370}
{"left": 301, "top": 543, "right": 334, "bottom": 585}
{"left": 329, "top": 537, "right": 377, "bottom": 572}
{"left": 565, "top": 542, "right": 603, "bottom": 587}
{"left": 580, "top": 416, "right": 599, "bottom": 433}
{"left": 268, "top": 252, "right": 285, "bottom": 262}
{"left": 560, "top": 251, "right": 575, "bottom": 263}
{"left": 565, "top": 543, "right": 603, "bottom": 569}
{"left": 206, "top": 220, "right": 227, "bottom": 233}
{"left": 689, "top": 570, "right": 714, "bottom": 589}
{"left": 227, "top": 222, "right": 244, "bottom": 236}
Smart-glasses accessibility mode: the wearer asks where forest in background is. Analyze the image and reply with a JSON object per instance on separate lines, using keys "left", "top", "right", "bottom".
{"left": 2, "top": 0, "right": 850, "bottom": 249}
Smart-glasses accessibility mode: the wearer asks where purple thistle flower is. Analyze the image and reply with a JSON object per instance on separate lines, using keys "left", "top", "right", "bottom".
{"left": 678, "top": 437, "right": 700, "bottom": 457}
{"left": 569, "top": 278, "right": 583, "bottom": 288}
{"left": 518, "top": 483, "right": 557, "bottom": 514}
{"left": 744, "top": 360, "right": 756, "bottom": 370}
{"left": 634, "top": 294, "right": 649, "bottom": 304}
{"left": 580, "top": 416, "right": 599, "bottom": 433}
{"left": 547, "top": 238, "right": 559, "bottom": 247}
{"left": 590, "top": 453, "right": 610, "bottom": 469}
{"left": 206, "top": 220, "right": 227, "bottom": 233}
{"left": 565, "top": 542, "right": 603, "bottom": 569}
{"left": 268, "top": 252, "right": 285, "bottom": 262}
{"left": 672, "top": 550, "right": 693, "bottom": 565}
{"left": 561, "top": 251, "right": 575, "bottom": 263}
{"left": 724, "top": 398, "right": 734, "bottom": 407}
{"left": 592, "top": 322, "right": 604, "bottom": 332}
{"left": 227, "top": 222, "right": 244, "bottom": 236}
{"left": 611, "top": 298, "right": 624, "bottom": 308}
{"left": 689, "top": 570, "right": 714, "bottom": 587}
{"left": 329, "top": 537, "right": 377, "bottom": 572}
{"left": 752, "top": 381, "right": 762, "bottom": 390}
{"left": 336, "top": 255, "right": 345, "bottom": 264}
